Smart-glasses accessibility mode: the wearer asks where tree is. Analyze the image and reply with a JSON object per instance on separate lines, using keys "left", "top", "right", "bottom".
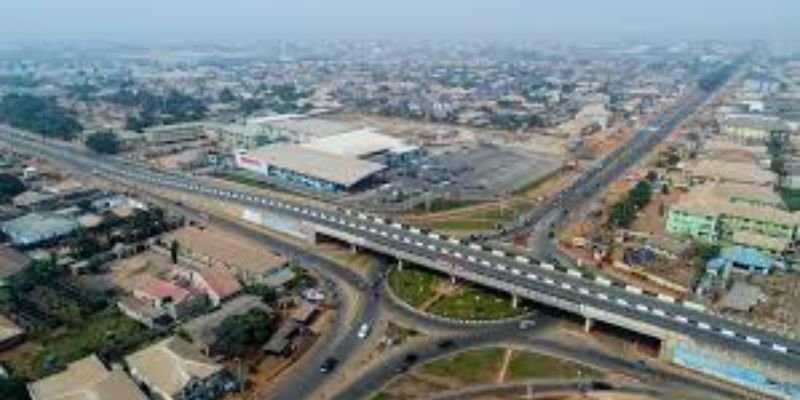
{"left": 85, "top": 131, "right": 120, "bottom": 154}
{"left": 0, "top": 93, "right": 82, "bottom": 139}
{"left": 0, "top": 376, "right": 28, "bottom": 400}
{"left": 629, "top": 180, "right": 652, "bottom": 209}
{"left": 170, "top": 240, "right": 180, "bottom": 264}
{"left": 608, "top": 201, "right": 636, "bottom": 228}
{"left": 214, "top": 309, "right": 276, "bottom": 357}
{"left": 218, "top": 87, "right": 236, "bottom": 103}
{"left": 0, "top": 173, "right": 25, "bottom": 202}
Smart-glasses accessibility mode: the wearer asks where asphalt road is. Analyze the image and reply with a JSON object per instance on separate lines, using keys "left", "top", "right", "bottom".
{"left": 334, "top": 328, "right": 756, "bottom": 400}
{"left": 2, "top": 111, "right": 799, "bottom": 374}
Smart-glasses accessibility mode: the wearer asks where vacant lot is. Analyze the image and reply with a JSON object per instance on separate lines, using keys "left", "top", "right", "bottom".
{"left": 1, "top": 310, "right": 158, "bottom": 379}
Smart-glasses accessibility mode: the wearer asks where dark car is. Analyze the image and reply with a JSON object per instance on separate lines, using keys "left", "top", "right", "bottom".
{"left": 320, "top": 357, "right": 338, "bottom": 373}
{"left": 404, "top": 353, "right": 419, "bottom": 365}
{"left": 437, "top": 339, "right": 456, "bottom": 349}
{"left": 396, "top": 353, "right": 420, "bottom": 373}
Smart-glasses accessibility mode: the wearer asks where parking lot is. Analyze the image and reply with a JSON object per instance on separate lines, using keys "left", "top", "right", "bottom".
{"left": 355, "top": 143, "right": 562, "bottom": 212}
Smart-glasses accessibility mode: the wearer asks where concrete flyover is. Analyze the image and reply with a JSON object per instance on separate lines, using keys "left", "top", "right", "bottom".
{"left": 1, "top": 124, "right": 800, "bottom": 398}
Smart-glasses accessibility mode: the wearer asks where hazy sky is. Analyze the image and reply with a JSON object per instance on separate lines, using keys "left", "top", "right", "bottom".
{"left": 2, "top": 0, "right": 799, "bottom": 43}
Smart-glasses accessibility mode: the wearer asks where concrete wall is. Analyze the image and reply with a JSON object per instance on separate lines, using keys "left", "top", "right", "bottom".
{"left": 665, "top": 340, "right": 800, "bottom": 399}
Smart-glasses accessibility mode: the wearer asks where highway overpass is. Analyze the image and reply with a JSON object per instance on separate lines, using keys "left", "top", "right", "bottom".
{"left": 2, "top": 126, "right": 799, "bottom": 397}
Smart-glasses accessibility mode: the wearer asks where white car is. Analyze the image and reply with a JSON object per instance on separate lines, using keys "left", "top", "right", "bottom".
{"left": 357, "top": 323, "right": 371, "bottom": 339}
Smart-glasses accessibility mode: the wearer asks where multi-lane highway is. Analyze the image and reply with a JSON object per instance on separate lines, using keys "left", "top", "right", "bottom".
{"left": 489, "top": 73, "right": 738, "bottom": 244}
{"left": 3, "top": 125, "right": 800, "bottom": 378}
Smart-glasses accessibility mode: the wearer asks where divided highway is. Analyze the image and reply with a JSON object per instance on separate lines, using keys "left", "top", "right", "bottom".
{"left": 2, "top": 124, "right": 799, "bottom": 374}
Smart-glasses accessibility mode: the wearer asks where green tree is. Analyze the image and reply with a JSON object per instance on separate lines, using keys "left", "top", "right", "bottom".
{"left": 170, "top": 240, "right": 180, "bottom": 264}
{"left": 85, "top": 131, "right": 120, "bottom": 154}
{"left": 629, "top": 180, "right": 652, "bottom": 209}
{"left": 0, "top": 93, "right": 82, "bottom": 139}
{"left": 218, "top": 87, "right": 236, "bottom": 103}
{"left": 0, "top": 173, "right": 25, "bottom": 202}
{"left": 214, "top": 309, "right": 276, "bottom": 358}
{"left": 0, "top": 376, "right": 28, "bottom": 400}
{"left": 608, "top": 200, "right": 636, "bottom": 228}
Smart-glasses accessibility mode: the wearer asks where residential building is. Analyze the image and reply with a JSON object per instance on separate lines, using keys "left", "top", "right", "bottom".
{"left": 28, "top": 355, "right": 147, "bottom": 400}
{"left": 181, "top": 295, "right": 270, "bottom": 356}
{"left": 0, "top": 245, "right": 30, "bottom": 283}
{"left": 132, "top": 277, "right": 205, "bottom": 320}
{"left": 1, "top": 212, "right": 80, "bottom": 247}
{"left": 720, "top": 114, "right": 791, "bottom": 145}
{"left": 665, "top": 187, "right": 800, "bottom": 253}
{"left": 702, "top": 138, "right": 770, "bottom": 164}
{"left": 126, "top": 336, "right": 232, "bottom": 400}
{"left": 685, "top": 159, "right": 777, "bottom": 186}
{"left": 179, "top": 264, "right": 242, "bottom": 307}
{"left": 0, "top": 313, "right": 24, "bottom": 350}
{"left": 781, "top": 159, "right": 800, "bottom": 190}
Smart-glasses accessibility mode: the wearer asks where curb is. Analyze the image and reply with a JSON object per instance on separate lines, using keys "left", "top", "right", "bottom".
{"left": 383, "top": 272, "right": 535, "bottom": 326}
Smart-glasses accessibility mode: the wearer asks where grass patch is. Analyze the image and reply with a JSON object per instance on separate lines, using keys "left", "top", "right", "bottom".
{"left": 217, "top": 171, "right": 282, "bottom": 191}
{"left": 4, "top": 309, "right": 159, "bottom": 380}
{"left": 387, "top": 266, "right": 444, "bottom": 308}
{"left": 781, "top": 189, "right": 800, "bottom": 211}
{"left": 428, "top": 285, "right": 527, "bottom": 320}
{"left": 411, "top": 198, "right": 480, "bottom": 213}
{"left": 423, "top": 348, "right": 504, "bottom": 383}
{"left": 507, "top": 351, "right": 600, "bottom": 381}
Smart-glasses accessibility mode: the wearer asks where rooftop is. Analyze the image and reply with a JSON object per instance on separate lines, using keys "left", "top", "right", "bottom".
{"left": 301, "top": 128, "right": 409, "bottom": 158}
{"left": 732, "top": 231, "right": 791, "bottom": 253}
{"left": 263, "top": 118, "right": 355, "bottom": 138}
{"left": 0, "top": 245, "right": 30, "bottom": 280}
{"left": 709, "top": 182, "right": 786, "bottom": 209}
{"left": 125, "top": 336, "right": 222, "bottom": 398}
{"left": 0, "top": 313, "right": 23, "bottom": 344}
{"left": 27, "top": 355, "right": 147, "bottom": 400}
{"left": 166, "top": 227, "right": 288, "bottom": 280}
{"left": 721, "top": 245, "right": 776, "bottom": 270}
{"left": 722, "top": 113, "right": 791, "bottom": 132}
{"left": 135, "top": 277, "right": 191, "bottom": 304}
{"left": 671, "top": 187, "right": 800, "bottom": 226}
{"left": 686, "top": 159, "right": 777, "bottom": 186}
{"left": 181, "top": 295, "right": 270, "bottom": 348}
{"left": 196, "top": 265, "right": 242, "bottom": 300}
{"left": 1, "top": 212, "right": 80, "bottom": 246}
{"left": 244, "top": 144, "right": 386, "bottom": 187}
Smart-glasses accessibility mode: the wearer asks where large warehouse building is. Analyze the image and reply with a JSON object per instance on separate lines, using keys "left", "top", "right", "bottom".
{"left": 234, "top": 145, "right": 386, "bottom": 192}
{"left": 233, "top": 128, "right": 419, "bottom": 192}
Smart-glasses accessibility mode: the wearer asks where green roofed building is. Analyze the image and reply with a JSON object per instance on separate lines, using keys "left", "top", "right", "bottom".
{"left": 666, "top": 184, "right": 800, "bottom": 254}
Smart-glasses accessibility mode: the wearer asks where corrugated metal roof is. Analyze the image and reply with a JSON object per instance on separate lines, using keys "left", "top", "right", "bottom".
{"left": 244, "top": 144, "right": 385, "bottom": 187}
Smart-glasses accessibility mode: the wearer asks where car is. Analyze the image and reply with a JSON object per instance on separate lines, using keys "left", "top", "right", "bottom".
{"left": 396, "top": 353, "right": 420, "bottom": 372}
{"left": 518, "top": 320, "right": 536, "bottom": 330}
{"left": 357, "top": 322, "right": 371, "bottom": 339}
{"left": 437, "top": 339, "right": 456, "bottom": 349}
{"left": 404, "top": 353, "right": 419, "bottom": 365}
{"left": 320, "top": 357, "right": 338, "bottom": 373}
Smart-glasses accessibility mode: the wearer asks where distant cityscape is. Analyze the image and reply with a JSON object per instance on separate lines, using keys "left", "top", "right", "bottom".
{"left": 0, "top": 39, "right": 799, "bottom": 400}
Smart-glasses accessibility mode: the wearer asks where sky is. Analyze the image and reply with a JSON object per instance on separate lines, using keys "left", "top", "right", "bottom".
{"left": 1, "top": 0, "right": 799, "bottom": 43}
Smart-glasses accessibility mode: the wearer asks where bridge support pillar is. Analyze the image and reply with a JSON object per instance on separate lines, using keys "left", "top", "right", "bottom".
{"left": 450, "top": 275, "right": 457, "bottom": 285}
{"left": 397, "top": 259, "right": 404, "bottom": 271}
{"left": 351, "top": 243, "right": 358, "bottom": 253}
{"left": 584, "top": 318, "right": 594, "bottom": 333}
{"left": 511, "top": 294, "right": 519, "bottom": 309}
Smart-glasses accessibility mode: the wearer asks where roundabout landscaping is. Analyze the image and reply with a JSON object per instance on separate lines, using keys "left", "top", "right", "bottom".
{"left": 386, "top": 265, "right": 532, "bottom": 322}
